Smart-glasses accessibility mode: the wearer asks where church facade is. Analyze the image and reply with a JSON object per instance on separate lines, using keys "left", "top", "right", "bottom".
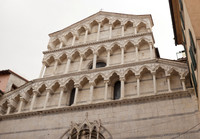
{"left": 0, "top": 11, "right": 200, "bottom": 139}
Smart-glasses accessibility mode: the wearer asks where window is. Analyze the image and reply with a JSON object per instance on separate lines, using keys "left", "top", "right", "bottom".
{"left": 179, "top": 0, "right": 183, "bottom": 11}
{"left": 114, "top": 81, "right": 121, "bottom": 100}
{"left": 189, "top": 47, "right": 197, "bottom": 70}
{"left": 96, "top": 62, "right": 106, "bottom": 68}
{"left": 191, "top": 64, "right": 198, "bottom": 97}
{"left": 189, "top": 30, "right": 196, "bottom": 53}
{"left": 69, "top": 88, "right": 75, "bottom": 106}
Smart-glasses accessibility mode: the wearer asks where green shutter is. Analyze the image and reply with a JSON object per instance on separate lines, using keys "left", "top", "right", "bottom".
{"left": 189, "top": 30, "right": 196, "bottom": 53}
{"left": 189, "top": 47, "right": 197, "bottom": 70}
{"left": 179, "top": 0, "right": 183, "bottom": 11}
{"left": 191, "top": 63, "right": 198, "bottom": 96}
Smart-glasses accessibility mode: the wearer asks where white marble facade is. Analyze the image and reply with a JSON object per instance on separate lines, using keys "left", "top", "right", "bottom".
{"left": 0, "top": 11, "right": 199, "bottom": 139}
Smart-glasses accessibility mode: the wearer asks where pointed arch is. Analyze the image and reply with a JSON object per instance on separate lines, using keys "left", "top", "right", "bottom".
{"left": 137, "top": 22, "right": 147, "bottom": 33}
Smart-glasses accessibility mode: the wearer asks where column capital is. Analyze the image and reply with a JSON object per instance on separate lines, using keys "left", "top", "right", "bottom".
{"left": 55, "top": 58, "right": 62, "bottom": 64}
{"left": 42, "top": 60, "right": 50, "bottom": 67}
{"left": 46, "top": 88, "right": 54, "bottom": 95}
{"left": 60, "top": 85, "right": 66, "bottom": 90}
{"left": 135, "top": 75, "right": 141, "bottom": 79}
{"left": 104, "top": 79, "right": 110, "bottom": 84}
{"left": 8, "top": 99, "right": 17, "bottom": 108}
{"left": 151, "top": 71, "right": 156, "bottom": 75}
{"left": 120, "top": 77, "right": 125, "bottom": 81}
{"left": 74, "top": 84, "right": 81, "bottom": 89}
{"left": 33, "top": 90, "right": 40, "bottom": 96}
{"left": 89, "top": 81, "right": 96, "bottom": 86}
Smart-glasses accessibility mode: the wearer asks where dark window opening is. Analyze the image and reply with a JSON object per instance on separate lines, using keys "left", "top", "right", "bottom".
{"left": 114, "top": 81, "right": 121, "bottom": 100}
{"left": 189, "top": 29, "right": 196, "bottom": 53}
{"left": 69, "top": 88, "right": 75, "bottom": 106}
{"left": 11, "top": 84, "right": 17, "bottom": 91}
{"left": 89, "top": 62, "right": 106, "bottom": 69}
{"left": 96, "top": 62, "right": 106, "bottom": 68}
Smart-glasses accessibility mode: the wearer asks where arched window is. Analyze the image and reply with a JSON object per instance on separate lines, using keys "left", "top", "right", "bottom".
{"left": 69, "top": 88, "right": 75, "bottom": 106}
{"left": 114, "top": 81, "right": 121, "bottom": 100}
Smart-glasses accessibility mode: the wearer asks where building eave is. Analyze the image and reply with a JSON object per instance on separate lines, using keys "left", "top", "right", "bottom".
{"left": 168, "top": 0, "right": 183, "bottom": 45}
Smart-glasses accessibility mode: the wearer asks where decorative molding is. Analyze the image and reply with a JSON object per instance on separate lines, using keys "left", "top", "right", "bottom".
{"left": 0, "top": 89, "right": 194, "bottom": 121}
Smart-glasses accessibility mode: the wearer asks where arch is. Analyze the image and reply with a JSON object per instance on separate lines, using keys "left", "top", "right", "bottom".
{"left": 64, "top": 78, "right": 76, "bottom": 87}
{"left": 140, "top": 68, "right": 153, "bottom": 94}
{"left": 124, "top": 21, "right": 134, "bottom": 35}
{"left": 137, "top": 22, "right": 147, "bottom": 33}
{"left": 50, "top": 81, "right": 60, "bottom": 92}
{"left": 58, "top": 53, "right": 67, "bottom": 63}
{"left": 90, "top": 20, "right": 98, "bottom": 33}
{"left": 63, "top": 32, "right": 73, "bottom": 46}
{"left": 112, "top": 20, "right": 121, "bottom": 29}
{"left": 51, "top": 38, "right": 61, "bottom": 49}
{"left": 79, "top": 76, "right": 91, "bottom": 86}
{"left": 124, "top": 70, "right": 137, "bottom": 97}
{"left": 155, "top": 67, "right": 168, "bottom": 93}
{"left": 138, "top": 39, "right": 150, "bottom": 60}
{"left": 110, "top": 44, "right": 121, "bottom": 66}
{"left": 170, "top": 70, "right": 182, "bottom": 91}
{"left": 45, "top": 55, "right": 56, "bottom": 66}
{"left": 124, "top": 41, "right": 136, "bottom": 63}
{"left": 77, "top": 26, "right": 86, "bottom": 36}
{"left": 138, "top": 65, "right": 152, "bottom": 75}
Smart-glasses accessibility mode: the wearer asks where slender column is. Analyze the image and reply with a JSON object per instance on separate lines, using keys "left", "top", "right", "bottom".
{"left": 78, "top": 54, "right": 83, "bottom": 71}
{"left": 72, "top": 35, "right": 76, "bottom": 46}
{"left": 58, "top": 87, "right": 65, "bottom": 107}
{"left": 30, "top": 91, "right": 38, "bottom": 111}
{"left": 6, "top": 104, "right": 11, "bottom": 115}
{"left": 84, "top": 29, "right": 88, "bottom": 43}
{"left": 97, "top": 22, "right": 101, "bottom": 41}
{"left": 109, "top": 24, "right": 112, "bottom": 39}
{"left": 73, "top": 84, "right": 79, "bottom": 105}
{"left": 97, "top": 131, "right": 99, "bottom": 139}
{"left": 43, "top": 89, "right": 53, "bottom": 109}
{"left": 64, "top": 57, "right": 71, "bottom": 73}
{"left": 166, "top": 75, "right": 172, "bottom": 92}
{"left": 53, "top": 60, "right": 58, "bottom": 75}
{"left": 149, "top": 43, "right": 153, "bottom": 59}
{"left": 133, "top": 25, "right": 137, "bottom": 34}
{"left": 181, "top": 78, "right": 186, "bottom": 91}
{"left": 120, "top": 77, "right": 125, "bottom": 99}
{"left": 59, "top": 42, "right": 63, "bottom": 48}
{"left": 89, "top": 132, "right": 92, "bottom": 139}
{"left": 93, "top": 52, "right": 97, "bottom": 69}
{"left": 104, "top": 80, "right": 109, "bottom": 100}
{"left": 136, "top": 75, "right": 140, "bottom": 96}
{"left": 89, "top": 82, "right": 95, "bottom": 103}
{"left": 106, "top": 49, "right": 110, "bottom": 67}
{"left": 39, "top": 62, "right": 46, "bottom": 78}
{"left": 152, "top": 72, "right": 157, "bottom": 94}
{"left": 135, "top": 45, "right": 139, "bottom": 61}
{"left": 121, "top": 25, "right": 125, "bottom": 37}
{"left": 18, "top": 97, "right": 26, "bottom": 113}
{"left": 121, "top": 47, "right": 124, "bottom": 64}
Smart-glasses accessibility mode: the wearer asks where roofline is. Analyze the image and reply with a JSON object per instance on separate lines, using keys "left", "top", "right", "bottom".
{"left": 48, "top": 11, "right": 154, "bottom": 37}
{"left": 0, "top": 69, "right": 29, "bottom": 82}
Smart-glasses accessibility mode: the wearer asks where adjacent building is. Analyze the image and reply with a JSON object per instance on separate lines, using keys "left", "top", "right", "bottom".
{"left": 0, "top": 70, "right": 28, "bottom": 95}
{"left": 0, "top": 11, "right": 200, "bottom": 138}
{"left": 169, "top": 0, "right": 200, "bottom": 109}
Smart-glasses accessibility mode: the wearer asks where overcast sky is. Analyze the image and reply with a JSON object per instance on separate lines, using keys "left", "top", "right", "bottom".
{"left": 0, "top": 0, "right": 184, "bottom": 80}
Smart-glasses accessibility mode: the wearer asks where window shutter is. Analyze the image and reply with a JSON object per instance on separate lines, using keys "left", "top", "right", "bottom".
{"left": 189, "top": 47, "right": 197, "bottom": 70}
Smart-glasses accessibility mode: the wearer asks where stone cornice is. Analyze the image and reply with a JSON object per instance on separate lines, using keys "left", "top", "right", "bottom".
{"left": 0, "top": 89, "right": 194, "bottom": 121}
{"left": 43, "top": 32, "right": 154, "bottom": 54}
{"left": 49, "top": 11, "right": 153, "bottom": 37}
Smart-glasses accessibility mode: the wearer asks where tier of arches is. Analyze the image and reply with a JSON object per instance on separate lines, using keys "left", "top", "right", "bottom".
{"left": 0, "top": 65, "right": 190, "bottom": 115}
{"left": 48, "top": 18, "right": 151, "bottom": 50}
{"left": 41, "top": 40, "right": 154, "bottom": 78}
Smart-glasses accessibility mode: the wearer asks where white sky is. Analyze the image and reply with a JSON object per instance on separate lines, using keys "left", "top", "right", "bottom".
{"left": 0, "top": 0, "right": 184, "bottom": 80}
